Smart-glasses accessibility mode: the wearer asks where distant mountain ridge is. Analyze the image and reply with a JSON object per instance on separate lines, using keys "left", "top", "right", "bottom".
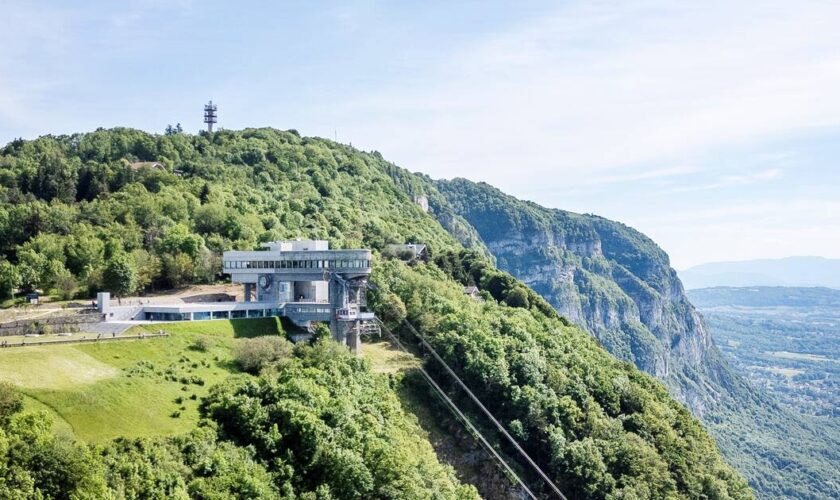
{"left": 688, "top": 285, "right": 840, "bottom": 308}
{"left": 679, "top": 257, "right": 840, "bottom": 290}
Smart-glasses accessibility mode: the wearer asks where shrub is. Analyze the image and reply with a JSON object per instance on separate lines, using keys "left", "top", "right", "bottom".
{"left": 0, "top": 381, "right": 23, "bottom": 426}
{"left": 232, "top": 336, "right": 293, "bottom": 374}
{"left": 190, "top": 336, "right": 212, "bottom": 352}
{"left": 377, "top": 292, "right": 406, "bottom": 329}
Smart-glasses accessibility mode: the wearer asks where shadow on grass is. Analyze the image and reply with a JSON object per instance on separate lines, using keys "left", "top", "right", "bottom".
{"left": 229, "top": 317, "right": 283, "bottom": 338}
{"left": 215, "top": 358, "right": 240, "bottom": 373}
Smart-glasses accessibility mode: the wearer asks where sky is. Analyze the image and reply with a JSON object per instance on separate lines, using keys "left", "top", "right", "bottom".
{"left": 2, "top": 0, "right": 839, "bottom": 269}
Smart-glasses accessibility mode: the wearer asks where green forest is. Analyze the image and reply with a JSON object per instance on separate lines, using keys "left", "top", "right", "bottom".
{"left": 0, "top": 128, "right": 751, "bottom": 498}
{"left": 0, "top": 340, "right": 477, "bottom": 499}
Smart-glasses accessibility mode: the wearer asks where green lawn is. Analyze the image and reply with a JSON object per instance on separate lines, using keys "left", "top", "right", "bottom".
{"left": 363, "top": 340, "right": 421, "bottom": 374}
{"left": 0, "top": 318, "right": 282, "bottom": 443}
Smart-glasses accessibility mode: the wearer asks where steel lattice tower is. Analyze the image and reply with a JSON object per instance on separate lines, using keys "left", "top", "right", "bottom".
{"left": 203, "top": 100, "right": 217, "bottom": 133}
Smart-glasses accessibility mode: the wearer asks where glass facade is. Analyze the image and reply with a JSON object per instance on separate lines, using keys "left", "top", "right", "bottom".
{"left": 145, "top": 312, "right": 190, "bottom": 321}
{"left": 146, "top": 309, "right": 279, "bottom": 321}
{"left": 223, "top": 259, "right": 371, "bottom": 270}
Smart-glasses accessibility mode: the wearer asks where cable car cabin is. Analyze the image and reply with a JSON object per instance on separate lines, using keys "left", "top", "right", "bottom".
{"left": 335, "top": 307, "right": 358, "bottom": 320}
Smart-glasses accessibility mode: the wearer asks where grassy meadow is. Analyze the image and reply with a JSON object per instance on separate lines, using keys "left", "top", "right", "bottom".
{"left": 0, "top": 318, "right": 283, "bottom": 443}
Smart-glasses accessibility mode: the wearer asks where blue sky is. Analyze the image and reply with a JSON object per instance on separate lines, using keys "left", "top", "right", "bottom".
{"left": 2, "top": 0, "right": 839, "bottom": 268}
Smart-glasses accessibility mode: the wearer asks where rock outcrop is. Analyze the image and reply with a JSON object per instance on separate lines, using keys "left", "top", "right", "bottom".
{"left": 432, "top": 178, "right": 739, "bottom": 415}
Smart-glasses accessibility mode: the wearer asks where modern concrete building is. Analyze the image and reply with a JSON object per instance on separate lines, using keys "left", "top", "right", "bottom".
{"left": 98, "top": 240, "right": 378, "bottom": 353}
{"left": 222, "top": 240, "right": 377, "bottom": 352}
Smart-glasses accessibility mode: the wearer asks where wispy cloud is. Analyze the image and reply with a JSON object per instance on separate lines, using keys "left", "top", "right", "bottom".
{"left": 637, "top": 198, "right": 840, "bottom": 267}
{"left": 339, "top": 0, "right": 840, "bottom": 190}
{"left": 668, "top": 168, "right": 783, "bottom": 193}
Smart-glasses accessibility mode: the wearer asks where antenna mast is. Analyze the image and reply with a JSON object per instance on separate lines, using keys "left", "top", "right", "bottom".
{"left": 203, "top": 100, "right": 217, "bottom": 133}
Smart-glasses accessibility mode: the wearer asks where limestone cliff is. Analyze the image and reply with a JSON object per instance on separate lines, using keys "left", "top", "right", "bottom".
{"left": 431, "top": 178, "right": 740, "bottom": 415}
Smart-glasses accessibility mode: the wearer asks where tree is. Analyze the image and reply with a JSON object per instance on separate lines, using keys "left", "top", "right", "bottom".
{"left": 505, "top": 286, "right": 530, "bottom": 309}
{"left": 194, "top": 203, "right": 227, "bottom": 235}
{"left": 232, "top": 336, "right": 293, "bottom": 374}
{"left": 52, "top": 267, "right": 78, "bottom": 300}
{"left": 194, "top": 247, "right": 220, "bottom": 284}
{"left": 162, "top": 252, "right": 195, "bottom": 289}
{"left": 103, "top": 254, "right": 137, "bottom": 297}
{"left": 199, "top": 182, "right": 211, "bottom": 204}
{"left": 0, "top": 260, "right": 19, "bottom": 300}
{"left": 377, "top": 292, "right": 407, "bottom": 329}
{"left": 132, "top": 249, "right": 161, "bottom": 292}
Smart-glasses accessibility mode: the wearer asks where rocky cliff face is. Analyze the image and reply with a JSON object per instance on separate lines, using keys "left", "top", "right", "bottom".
{"left": 432, "top": 178, "right": 738, "bottom": 415}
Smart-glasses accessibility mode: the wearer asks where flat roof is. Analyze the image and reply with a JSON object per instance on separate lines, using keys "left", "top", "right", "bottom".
{"left": 223, "top": 249, "right": 371, "bottom": 259}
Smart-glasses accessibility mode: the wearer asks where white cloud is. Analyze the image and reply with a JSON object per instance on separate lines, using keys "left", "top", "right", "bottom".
{"left": 633, "top": 198, "right": 840, "bottom": 268}
{"left": 668, "top": 168, "right": 782, "bottom": 193}
{"left": 338, "top": 0, "right": 840, "bottom": 191}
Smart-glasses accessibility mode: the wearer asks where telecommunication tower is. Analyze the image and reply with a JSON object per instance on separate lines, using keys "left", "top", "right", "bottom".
{"left": 203, "top": 100, "right": 217, "bottom": 133}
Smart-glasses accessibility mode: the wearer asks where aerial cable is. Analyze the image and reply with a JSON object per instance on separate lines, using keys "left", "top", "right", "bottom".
{"left": 397, "top": 318, "right": 568, "bottom": 500}
{"left": 378, "top": 321, "right": 538, "bottom": 500}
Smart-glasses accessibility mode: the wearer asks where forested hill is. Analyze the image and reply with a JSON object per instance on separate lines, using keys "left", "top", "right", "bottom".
{"left": 0, "top": 128, "right": 751, "bottom": 498}
{"left": 430, "top": 178, "right": 839, "bottom": 499}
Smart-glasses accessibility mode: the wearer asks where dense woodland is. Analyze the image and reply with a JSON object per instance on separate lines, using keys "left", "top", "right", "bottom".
{"left": 374, "top": 253, "right": 749, "bottom": 498}
{"left": 0, "top": 128, "right": 453, "bottom": 301}
{"left": 0, "top": 128, "right": 752, "bottom": 498}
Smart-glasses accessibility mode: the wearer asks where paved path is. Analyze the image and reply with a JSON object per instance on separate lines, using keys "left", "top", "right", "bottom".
{"left": 84, "top": 322, "right": 136, "bottom": 335}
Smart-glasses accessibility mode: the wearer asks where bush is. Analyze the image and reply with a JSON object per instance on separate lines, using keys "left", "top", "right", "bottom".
{"left": 0, "top": 381, "right": 23, "bottom": 426}
{"left": 377, "top": 292, "right": 406, "bottom": 329}
{"left": 232, "top": 336, "right": 293, "bottom": 374}
{"left": 189, "top": 336, "right": 212, "bottom": 352}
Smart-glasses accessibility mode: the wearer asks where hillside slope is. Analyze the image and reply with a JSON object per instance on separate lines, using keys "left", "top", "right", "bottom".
{"left": 432, "top": 178, "right": 839, "bottom": 498}
{"left": 0, "top": 128, "right": 752, "bottom": 498}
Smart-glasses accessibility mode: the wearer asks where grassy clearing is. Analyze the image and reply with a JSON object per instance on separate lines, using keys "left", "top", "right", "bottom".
{"left": 363, "top": 340, "right": 422, "bottom": 374}
{"left": 1, "top": 318, "right": 282, "bottom": 443}
{"left": 0, "top": 346, "right": 119, "bottom": 389}
{"left": 764, "top": 366, "right": 806, "bottom": 377}
{"left": 768, "top": 350, "right": 831, "bottom": 362}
